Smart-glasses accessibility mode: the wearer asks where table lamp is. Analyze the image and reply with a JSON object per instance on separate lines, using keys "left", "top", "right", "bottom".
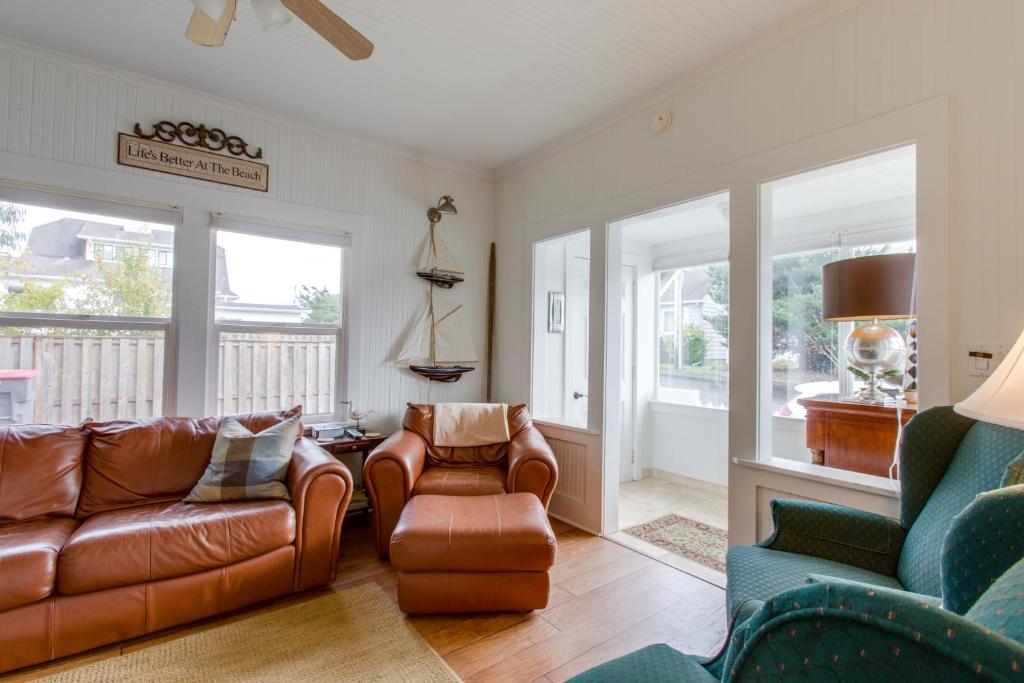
{"left": 955, "top": 328, "right": 1024, "bottom": 429}
{"left": 822, "top": 253, "right": 916, "bottom": 404}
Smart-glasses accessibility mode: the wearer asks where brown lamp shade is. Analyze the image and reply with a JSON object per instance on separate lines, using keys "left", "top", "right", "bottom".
{"left": 822, "top": 253, "right": 916, "bottom": 322}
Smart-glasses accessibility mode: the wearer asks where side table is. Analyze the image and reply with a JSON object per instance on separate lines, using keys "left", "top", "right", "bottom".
{"left": 317, "top": 434, "right": 387, "bottom": 513}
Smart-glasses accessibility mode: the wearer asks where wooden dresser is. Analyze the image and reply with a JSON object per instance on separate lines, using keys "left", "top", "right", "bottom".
{"left": 797, "top": 396, "right": 916, "bottom": 478}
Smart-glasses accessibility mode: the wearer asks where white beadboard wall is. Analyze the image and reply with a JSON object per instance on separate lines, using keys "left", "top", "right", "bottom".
{"left": 494, "top": 0, "right": 1024, "bottom": 407}
{"left": 0, "top": 40, "right": 495, "bottom": 432}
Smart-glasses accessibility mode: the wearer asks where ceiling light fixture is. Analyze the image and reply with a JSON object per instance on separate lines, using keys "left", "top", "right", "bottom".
{"left": 251, "top": 0, "right": 292, "bottom": 31}
{"left": 191, "top": 0, "right": 229, "bottom": 20}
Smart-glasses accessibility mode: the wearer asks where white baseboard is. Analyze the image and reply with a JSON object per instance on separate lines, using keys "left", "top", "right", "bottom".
{"left": 650, "top": 469, "right": 727, "bottom": 496}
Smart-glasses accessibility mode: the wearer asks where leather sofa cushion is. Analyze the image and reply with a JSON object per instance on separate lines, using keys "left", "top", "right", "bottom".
{"left": 0, "top": 425, "right": 88, "bottom": 523}
{"left": 404, "top": 403, "right": 533, "bottom": 467}
{"left": 76, "top": 407, "right": 300, "bottom": 518}
{"left": 412, "top": 466, "right": 507, "bottom": 497}
{"left": 391, "top": 493, "right": 556, "bottom": 573}
{"left": 58, "top": 500, "right": 295, "bottom": 595}
{"left": 0, "top": 518, "right": 77, "bottom": 611}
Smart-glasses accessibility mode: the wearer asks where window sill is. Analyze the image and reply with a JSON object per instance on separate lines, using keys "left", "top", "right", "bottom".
{"left": 650, "top": 401, "right": 727, "bottom": 416}
{"left": 533, "top": 418, "right": 600, "bottom": 436}
{"left": 732, "top": 456, "right": 900, "bottom": 498}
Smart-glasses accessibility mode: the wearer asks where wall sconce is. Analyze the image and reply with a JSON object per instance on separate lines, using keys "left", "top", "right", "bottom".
{"left": 427, "top": 195, "right": 457, "bottom": 225}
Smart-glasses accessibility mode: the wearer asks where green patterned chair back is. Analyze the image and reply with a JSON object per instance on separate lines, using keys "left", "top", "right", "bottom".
{"left": 897, "top": 407, "right": 1024, "bottom": 597}
{"left": 966, "top": 554, "right": 1024, "bottom": 646}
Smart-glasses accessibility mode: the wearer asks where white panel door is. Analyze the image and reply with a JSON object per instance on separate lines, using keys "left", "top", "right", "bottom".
{"left": 565, "top": 250, "right": 590, "bottom": 427}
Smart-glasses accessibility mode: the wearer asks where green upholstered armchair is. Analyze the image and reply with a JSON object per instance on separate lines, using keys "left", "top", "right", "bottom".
{"left": 727, "top": 405, "right": 1024, "bottom": 621}
{"left": 568, "top": 406, "right": 1024, "bottom": 682}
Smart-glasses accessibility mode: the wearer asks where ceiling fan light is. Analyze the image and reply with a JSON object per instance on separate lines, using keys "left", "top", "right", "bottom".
{"left": 251, "top": 0, "right": 292, "bottom": 31}
{"left": 190, "top": 0, "right": 229, "bottom": 20}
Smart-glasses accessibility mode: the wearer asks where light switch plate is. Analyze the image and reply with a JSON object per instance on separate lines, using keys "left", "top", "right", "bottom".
{"left": 967, "top": 344, "right": 1007, "bottom": 378}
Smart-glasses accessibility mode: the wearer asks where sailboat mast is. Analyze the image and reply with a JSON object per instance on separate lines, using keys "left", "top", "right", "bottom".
{"left": 428, "top": 284, "right": 436, "bottom": 365}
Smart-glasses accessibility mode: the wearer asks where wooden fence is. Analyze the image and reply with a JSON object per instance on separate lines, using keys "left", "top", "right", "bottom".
{"left": 0, "top": 334, "right": 336, "bottom": 424}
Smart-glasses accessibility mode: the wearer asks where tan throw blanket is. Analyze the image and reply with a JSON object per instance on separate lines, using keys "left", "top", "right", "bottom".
{"left": 433, "top": 403, "right": 510, "bottom": 447}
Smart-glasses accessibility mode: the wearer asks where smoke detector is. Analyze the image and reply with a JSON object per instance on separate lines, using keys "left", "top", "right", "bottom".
{"left": 650, "top": 111, "right": 672, "bottom": 133}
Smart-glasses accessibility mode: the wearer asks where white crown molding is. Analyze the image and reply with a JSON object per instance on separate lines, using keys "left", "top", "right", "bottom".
{"left": 496, "top": 0, "right": 864, "bottom": 179}
{"left": 0, "top": 36, "right": 495, "bottom": 181}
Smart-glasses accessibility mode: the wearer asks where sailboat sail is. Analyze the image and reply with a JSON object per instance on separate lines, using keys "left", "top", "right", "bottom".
{"left": 418, "top": 226, "right": 463, "bottom": 276}
{"left": 432, "top": 294, "right": 478, "bottom": 364}
{"left": 395, "top": 304, "right": 432, "bottom": 366}
{"left": 395, "top": 291, "right": 477, "bottom": 367}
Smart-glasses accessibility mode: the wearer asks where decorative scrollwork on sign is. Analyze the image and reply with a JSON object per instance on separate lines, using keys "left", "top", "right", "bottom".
{"left": 133, "top": 121, "right": 263, "bottom": 160}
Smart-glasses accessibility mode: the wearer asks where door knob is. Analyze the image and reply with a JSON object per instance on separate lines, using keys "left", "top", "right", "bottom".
{"left": 573, "top": 391, "right": 587, "bottom": 400}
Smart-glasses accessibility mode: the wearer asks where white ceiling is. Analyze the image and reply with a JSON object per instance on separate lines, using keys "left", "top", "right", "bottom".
{"left": 0, "top": 0, "right": 831, "bottom": 171}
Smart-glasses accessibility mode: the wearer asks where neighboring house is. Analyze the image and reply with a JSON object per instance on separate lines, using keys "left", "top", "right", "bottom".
{"left": 0, "top": 218, "right": 307, "bottom": 323}
{"left": 658, "top": 267, "right": 728, "bottom": 367}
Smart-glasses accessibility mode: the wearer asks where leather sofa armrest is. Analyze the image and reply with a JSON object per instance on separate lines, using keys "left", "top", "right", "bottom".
{"left": 363, "top": 430, "right": 427, "bottom": 558}
{"left": 286, "top": 437, "right": 353, "bottom": 590}
{"left": 760, "top": 498, "right": 905, "bottom": 576}
{"left": 507, "top": 426, "right": 558, "bottom": 508}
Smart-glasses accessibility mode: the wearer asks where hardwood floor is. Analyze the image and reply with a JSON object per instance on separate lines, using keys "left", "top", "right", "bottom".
{"left": 8, "top": 514, "right": 727, "bottom": 682}
{"left": 335, "top": 514, "right": 727, "bottom": 681}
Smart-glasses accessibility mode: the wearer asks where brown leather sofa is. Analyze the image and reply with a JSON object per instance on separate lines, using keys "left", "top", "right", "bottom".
{"left": 0, "top": 408, "right": 353, "bottom": 674}
{"left": 363, "top": 403, "right": 557, "bottom": 557}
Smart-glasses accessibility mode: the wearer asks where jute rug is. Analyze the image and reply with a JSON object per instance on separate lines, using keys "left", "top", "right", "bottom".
{"left": 623, "top": 513, "right": 727, "bottom": 572}
{"left": 39, "top": 583, "right": 460, "bottom": 682}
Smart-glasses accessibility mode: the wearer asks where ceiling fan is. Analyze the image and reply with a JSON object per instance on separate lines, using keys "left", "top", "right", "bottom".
{"left": 186, "top": 0, "right": 374, "bottom": 61}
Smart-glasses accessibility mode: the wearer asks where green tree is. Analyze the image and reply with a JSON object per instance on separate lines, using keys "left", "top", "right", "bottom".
{"left": 3, "top": 280, "right": 68, "bottom": 313}
{"left": 297, "top": 285, "right": 339, "bottom": 324}
{"left": 82, "top": 244, "right": 171, "bottom": 318}
{"left": 772, "top": 250, "right": 837, "bottom": 375}
{"left": 682, "top": 323, "right": 708, "bottom": 365}
{"left": 0, "top": 203, "right": 26, "bottom": 251}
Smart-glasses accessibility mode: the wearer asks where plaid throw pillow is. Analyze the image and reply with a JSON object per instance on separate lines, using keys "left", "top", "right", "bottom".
{"left": 185, "top": 415, "right": 300, "bottom": 503}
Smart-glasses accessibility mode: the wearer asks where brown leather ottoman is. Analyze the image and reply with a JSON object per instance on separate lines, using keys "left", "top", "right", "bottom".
{"left": 389, "top": 493, "right": 557, "bottom": 613}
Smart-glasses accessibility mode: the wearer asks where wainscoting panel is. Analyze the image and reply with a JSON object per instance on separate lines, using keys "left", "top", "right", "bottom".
{"left": 547, "top": 436, "right": 587, "bottom": 503}
{"left": 535, "top": 420, "right": 603, "bottom": 533}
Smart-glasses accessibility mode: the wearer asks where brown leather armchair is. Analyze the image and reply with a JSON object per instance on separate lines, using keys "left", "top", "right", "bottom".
{"left": 363, "top": 403, "right": 558, "bottom": 558}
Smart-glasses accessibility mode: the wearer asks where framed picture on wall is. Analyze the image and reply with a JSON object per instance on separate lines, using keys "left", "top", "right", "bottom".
{"left": 548, "top": 292, "right": 565, "bottom": 333}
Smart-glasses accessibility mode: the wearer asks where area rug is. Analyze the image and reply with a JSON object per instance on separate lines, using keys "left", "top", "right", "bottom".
{"left": 623, "top": 513, "right": 727, "bottom": 572}
{"left": 39, "top": 584, "right": 460, "bottom": 683}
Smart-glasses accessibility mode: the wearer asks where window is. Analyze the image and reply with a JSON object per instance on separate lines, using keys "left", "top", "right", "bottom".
{"left": 656, "top": 263, "right": 729, "bottom": 408}
{"left": 0, "top": 189, "right": 178, "bottom": 424}
{"left": 760, "top": 144, "right": 917, "bottom": 461}
{"left": 212, "top": 218, "right": 347, "bottom": 420}
{"left": 771, "top": 241, "right": 915, "bottom": 419}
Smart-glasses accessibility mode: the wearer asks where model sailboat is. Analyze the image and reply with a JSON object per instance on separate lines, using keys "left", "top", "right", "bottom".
{"left": 396, "top": 290, "right": 477, "bottom": 382}
{"left": 416, "top": 225, "right": 465, "bottom": 288}
{"left": 397, "top": 195, "right": 477, "bottom": 382}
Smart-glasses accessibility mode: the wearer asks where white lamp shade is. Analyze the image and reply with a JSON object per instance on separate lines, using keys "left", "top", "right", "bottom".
{"left": 191, "top": 0, "right": 229, "bottom": 20}
{"left": 251, "top": 0, "right": 292, "bottom": 31}
{"left": 955, "top": 327, "right": 1024, "bottom": 429}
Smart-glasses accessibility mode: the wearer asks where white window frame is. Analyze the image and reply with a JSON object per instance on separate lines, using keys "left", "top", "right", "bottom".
{"left": 0, "top": 183, "right": 181, "bottom": 413}
{"left": 209, "top": 213, "right": 350, "bottom": 423}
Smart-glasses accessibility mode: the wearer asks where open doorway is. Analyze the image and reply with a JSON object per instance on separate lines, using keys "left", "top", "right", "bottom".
{"left": 608, "top": 192, "right": 731, "bottom": 585}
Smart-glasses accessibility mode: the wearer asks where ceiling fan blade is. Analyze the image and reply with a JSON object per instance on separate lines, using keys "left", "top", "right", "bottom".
{"left": 185, "top": 0, "right": 237, "bottom": 47}
{"left": 280, "top": 0, "right": 374, "bottom": 60}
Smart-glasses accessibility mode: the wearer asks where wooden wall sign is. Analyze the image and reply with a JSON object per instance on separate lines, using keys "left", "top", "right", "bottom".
{"left": 117, "top": 122, "right": 268, "bottom": 192}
